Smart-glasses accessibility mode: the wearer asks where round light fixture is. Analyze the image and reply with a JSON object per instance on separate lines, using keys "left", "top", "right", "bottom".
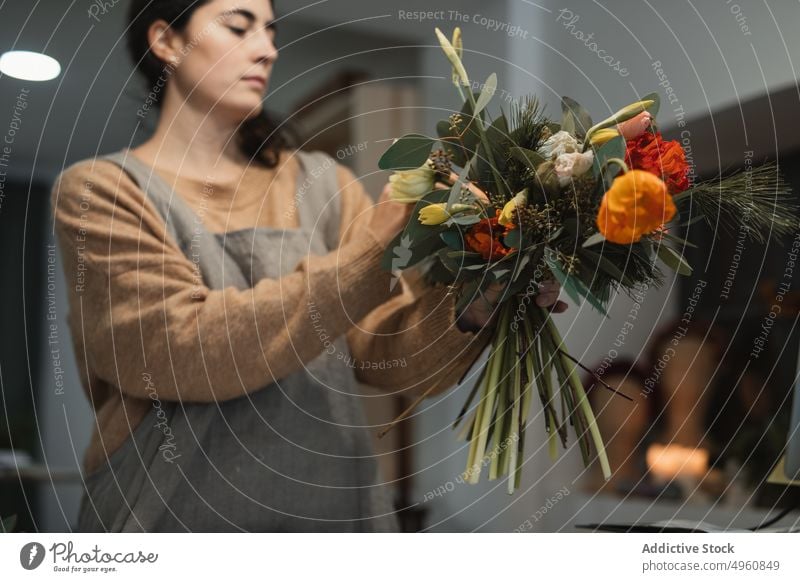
{"left": 0, "top": 50, "right": 61, "bottom": 81}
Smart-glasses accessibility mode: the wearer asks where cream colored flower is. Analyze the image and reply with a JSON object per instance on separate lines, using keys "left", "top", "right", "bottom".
{"left": 554, "top": 151, "right": 594, "bottom": 185}
{"left": 588, "top": 127, "right": 620, "bottom": 147}
{"left": 418, "top": 203, "right": 475, "bottom": 225}
{"left": 388, "top": 163, "right": 436, "bottom": 203}
{"left": 435, "top": 27, "right": 469, "bottom": 86}
{"left": 498, "top": 190, "right": 528, "bottom": 226}
{"left": 539, "top": 130, "right": 579, "bottom": 159}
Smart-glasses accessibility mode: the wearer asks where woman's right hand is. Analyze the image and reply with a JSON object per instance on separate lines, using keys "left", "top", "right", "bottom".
{"left": 367, "top": 183, "right": 414, "bottom": 247}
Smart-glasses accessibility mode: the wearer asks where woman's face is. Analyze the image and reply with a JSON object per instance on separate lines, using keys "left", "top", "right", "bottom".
{"left": 164, "top": 0, "right": 277, "bottom": 119}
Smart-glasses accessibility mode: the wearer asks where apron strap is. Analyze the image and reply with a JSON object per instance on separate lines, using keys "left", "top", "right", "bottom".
{"left": 98, "top": 150, "right": 199, "bottom": 250}
{"left": 292, "top": 150, "right": 342, "bottom": 252}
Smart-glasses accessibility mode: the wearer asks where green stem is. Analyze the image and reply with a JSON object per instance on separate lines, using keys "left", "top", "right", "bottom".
{"left": 466, "top": 307, "right": 509, "bottom": 483}
{"left": 508, "top": 326, "right": 522, "bottom": 493}
{"left": 542, "top": 310, "right": 611, "bottom": 480}
{"left": 527, "top": 311, "right": 566, "bottom": 445}
{"left": 537, "top": 309, "right": 590, "bottom": 463}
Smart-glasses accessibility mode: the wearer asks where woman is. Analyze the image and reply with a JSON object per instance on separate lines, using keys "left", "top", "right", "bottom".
{"left": 51, "top": 0, "right": 564, "bottom": 532}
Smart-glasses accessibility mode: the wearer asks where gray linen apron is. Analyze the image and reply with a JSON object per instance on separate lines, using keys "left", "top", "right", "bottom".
{"left": 76, "top": 149, "right": 400, "bottom": 532}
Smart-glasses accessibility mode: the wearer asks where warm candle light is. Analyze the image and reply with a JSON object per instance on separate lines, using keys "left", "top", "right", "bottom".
{"left": 647, "top": 443, "right": 709, "bottom": 481}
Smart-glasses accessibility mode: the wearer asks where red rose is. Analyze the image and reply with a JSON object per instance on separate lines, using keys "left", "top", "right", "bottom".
{"left": 625, "top": 131, "right": 690, "bottom": 194}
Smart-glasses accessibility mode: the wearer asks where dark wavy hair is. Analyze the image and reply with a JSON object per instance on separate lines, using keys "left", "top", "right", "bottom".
{"left": 126, "top": 0, "right": 292, "bottom": 167}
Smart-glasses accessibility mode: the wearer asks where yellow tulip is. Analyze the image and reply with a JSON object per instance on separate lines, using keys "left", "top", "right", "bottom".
{"left": 498, "top": 190, "right": 527, "bottom": 226}
{"left": 388, "top": 163, "right": 436, "bottom": 203}
{"left": 589, "top": 128, "right": 619, "bottom": 147}
{"left": 435, "top": 27, "right": 469, "bottom": 86}
{"left": 418, "top": 203, "right": 475, "bottom": 225}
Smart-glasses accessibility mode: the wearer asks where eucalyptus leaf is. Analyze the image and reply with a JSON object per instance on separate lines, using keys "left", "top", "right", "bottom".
{"left": 474, "top": 73, "right": 498, "bottom": 115}
{"left": 378, "top": 134, "right": 435, "bottom": 170}
{"left": 561, "top": 96, "right": 593, "bottom": 138}
{"left": 484, "top": 114, "right": 510, "bottom": 164}
{"left": 561, "top": 111, "right": 576, "bottom": 136}
{"left": 447, "top": 159, "right": 472, "bottom": 209}
{"left": 656, "top": 244, "right": 693, "bottom": 275}
{"left": 448, "top": 214, "right": 482, "bottom": 226}
{"left": 544, "top": 247, "right": 609, "bottom": 316}
{"left": 509, "top": 146, "right": 544, "bottom": 171}
{"left": 582, "top": 232, "right": 606, "bottom": 248}
{"left": 547, "top": 226, "right": 564, "bottom": 242}
{"left": 658, "top": 231, "right": 698, "bottom": 249}
{"left": 510, "top": 252, "right": 531, "bottom": 282}
{"left": 440, "top": 230, "right": 464, "bottom": 250}
{"left": 441, "top": 250, "right": 487, "bottom": 277}
{"left": 503, "top": 228, "right": 522, "bottom": 249}
{"left": 641, "top": 91, "right": 661, "bottom": 117}
{"left": 492, "top": 268, "right": 512, "bottom": 280}
{"left": 579, "top": 248, "right": 634, "bottom": 286}
{"left": 592, "top": 135, "right": 626, "bottom": 187}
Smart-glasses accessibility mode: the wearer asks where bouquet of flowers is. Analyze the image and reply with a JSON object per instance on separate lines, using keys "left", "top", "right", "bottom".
{"left": 378, "top": 27, "right": 797, "bottom": 493}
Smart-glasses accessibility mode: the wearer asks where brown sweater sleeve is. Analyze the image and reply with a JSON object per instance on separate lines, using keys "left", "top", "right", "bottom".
{"left": 336, "top": 165, "right": 492, "bottom": 400}
{"left": 51, "top": 158, "right": 402, "bottom": 404}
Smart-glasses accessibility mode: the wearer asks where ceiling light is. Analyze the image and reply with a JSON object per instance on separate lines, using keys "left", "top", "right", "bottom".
{"left": 0, "top": 51, "right": 61, "bottom": 81}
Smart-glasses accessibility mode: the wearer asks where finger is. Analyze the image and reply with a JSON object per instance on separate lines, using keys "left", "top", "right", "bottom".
{"left": 379, "top": 183, "right": 392, "bottom": 201}
{"left": 538, "top": 279, "right": 560, "bottom": 293}
{"left": 484, "top": 281, "right": 507, "bottom": 301}
{"left": 549, "top": 300, "right": 569, "bottom": 313}
{"left": 535, "top": 290, "right": 559, "bottom": 307}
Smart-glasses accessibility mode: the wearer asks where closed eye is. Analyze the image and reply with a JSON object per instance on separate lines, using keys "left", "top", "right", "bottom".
{"left": 227, "top": 26, "right": 247, "bottom": 36}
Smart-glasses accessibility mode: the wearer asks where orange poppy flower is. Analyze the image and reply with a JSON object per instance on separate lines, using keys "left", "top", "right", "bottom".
{"left": 596, "top": 170, "right": 676, "bottom": 244}
{"left": 465, "top": 210, "right": 514, "bottom": 261}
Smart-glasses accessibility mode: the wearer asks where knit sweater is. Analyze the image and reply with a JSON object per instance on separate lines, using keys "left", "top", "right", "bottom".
{"left": 51, "top": 149, "right": 492, "bottom": 474}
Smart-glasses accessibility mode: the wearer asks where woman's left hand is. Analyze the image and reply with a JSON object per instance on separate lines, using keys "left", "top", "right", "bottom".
{"left": 456, "top": 279, "right": 568, "bottom": 333}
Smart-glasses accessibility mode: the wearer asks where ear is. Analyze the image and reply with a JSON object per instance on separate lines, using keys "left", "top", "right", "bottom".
{"left": 147, "top": 19, "right": 184, "bottom": 67}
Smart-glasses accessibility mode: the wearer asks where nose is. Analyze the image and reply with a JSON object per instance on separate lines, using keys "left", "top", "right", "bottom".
{"left": 251, "top": 27, "right": 278, "bottom": 66}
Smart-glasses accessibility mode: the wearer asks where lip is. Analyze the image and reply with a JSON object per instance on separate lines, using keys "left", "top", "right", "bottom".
{"left": 242, "top": 76, "right": 266, "bottom": 88}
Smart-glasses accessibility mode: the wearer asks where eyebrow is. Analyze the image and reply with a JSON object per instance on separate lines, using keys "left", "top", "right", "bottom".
{"left": 222, "top": 8, "right": 276, "bottom": 30}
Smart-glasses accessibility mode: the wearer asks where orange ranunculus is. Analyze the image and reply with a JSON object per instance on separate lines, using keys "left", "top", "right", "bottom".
{"left": 465, "top": 210, "right": 514, "bottom": 261}
{"left": 625, "top": 131, "right": 690, "bottom": 194}
{"left": 596, "top": 170, "right": 676, "bottom": 244}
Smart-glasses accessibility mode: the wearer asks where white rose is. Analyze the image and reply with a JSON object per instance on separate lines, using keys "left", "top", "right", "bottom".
{"left": 554, "top": 151, "right": 594, "bottom": 186}
{"left": 539, "top": 130, "right": 579, "bottom": 159}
